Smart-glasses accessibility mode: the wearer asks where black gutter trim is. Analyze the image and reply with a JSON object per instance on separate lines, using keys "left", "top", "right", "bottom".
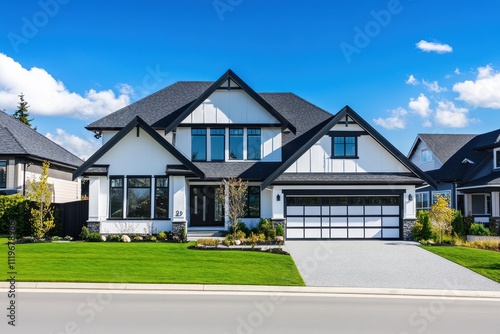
{"left": 73, "top": 116, "right": 205, "bottom": 180}
{"left": 162, "top": 69, "right": 297, "bottom": 135}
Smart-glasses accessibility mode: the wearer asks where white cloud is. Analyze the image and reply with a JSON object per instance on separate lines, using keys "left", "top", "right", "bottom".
{"left": 453, "top": 65, "right": 500, "bottom": 109}
{"left": 454, "top": 68, "right": 461, "bottom": 75}
{"left": 423, "top": 80, "right": 447, "bottom": 93}
{"left": 408, "top": 93, "right": 431, "bottom": 118}
{"left": 434, "top": 101, "right": 470, "bottom": 128}
{"left": 406, "top": 75, "right": 418, "bottom": 85}
{"left": 46, "top": 129, "right": 101, "bottom": 160}
{"left": 0, "top": 53, "right": 131, "bottom": 119}
{"left": 422, "top": 120, "right": 433, "bottom": 128}
{"left": 416, "top": 40, "right": 453, "bottom": 54}
{"left": 373, "top": 107, "right": 407, "bottom": 130}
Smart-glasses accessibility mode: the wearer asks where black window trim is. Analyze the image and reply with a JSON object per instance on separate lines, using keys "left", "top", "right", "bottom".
{"left": 331, "top": 135, "right": 359, "bottom": 159}
{"left": 210, "top": 128, "right": 225, "bottom": 162}
{"left": 191, "top": 128, "right": 207, "bottom": 162}
{"left": 0, "top": 160, "right": 7, "bottom": 189}
{"left": 154, "top": 175, "right": 170, "bottom": 220}
{"left": 109, "top": 175, "right": 124, "bottom": 219}
{"left": 246, "top": 128, "right": 262, "bottom": 161}
{"left": 244, "top": 185, "right": 261, "bottom": 218}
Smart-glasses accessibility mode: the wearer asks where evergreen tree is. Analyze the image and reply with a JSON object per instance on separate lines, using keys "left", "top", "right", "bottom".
{"left": 13, "top": 93, "right": 35, "bottom": 129}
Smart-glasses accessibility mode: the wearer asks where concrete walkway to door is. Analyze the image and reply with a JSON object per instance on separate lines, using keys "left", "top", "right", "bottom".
{"left": 286, "top": 241, "right": 500, "bottom": 291}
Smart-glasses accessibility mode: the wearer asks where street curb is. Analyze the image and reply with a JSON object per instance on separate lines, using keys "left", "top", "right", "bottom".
{"left": 1, "top": 282, "right": 500, "bottom": 299}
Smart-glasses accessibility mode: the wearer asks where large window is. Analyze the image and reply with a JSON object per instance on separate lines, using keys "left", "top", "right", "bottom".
{"left": 471, "top": 194, "right": 491, "bottom": 215}
{"left": 247, "top": 129, "right": 261, "bottom": 160}
{"left": 0, "top": 161, "right": 6, "bottom": 188}
{"left": 421, "top": 149, "right": 433, "bottom": 163}
{"left": 416, "top": 192, "right": 430, "bottom": 210}
{"left": 192, "top": 129, "right": 207, "bottom": 161}
{"left": 229, "top": 128, "right": 244, "bottom": 160}
{"left": 495, "top": 149, "right": 500, "bottom": 169}
{"left": 127, "top": 177, "right": 151, "bottom": 218}
{"left": 155, "top": 177, "right": 169, "bottom": 219}
{"left": 210, "top": 128, "right": 225, "bottom": 161}
{"left": 244, "top": 186, "right": 260, "bottom": 218}
{"left": 332, "top": 136, "right": 357, "bottom": 158}
{"left": 109, "top": 177, "right": 124, "bottom": 218}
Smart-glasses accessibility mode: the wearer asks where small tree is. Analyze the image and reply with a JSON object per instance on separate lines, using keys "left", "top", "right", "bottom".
{"left": 216, "top": 177, "right": 248, "bottom": 241}
{"left": 13, "top": 93, "right": 35, "bottom": 129}
{"left": 26, "top": 161, "right": 55, "bottom": 238}
{"left": 428, "top": 195, "right": 454, "bottom": 244}
{"left": 451, "top": 210, "right": 465, "bottom": 237}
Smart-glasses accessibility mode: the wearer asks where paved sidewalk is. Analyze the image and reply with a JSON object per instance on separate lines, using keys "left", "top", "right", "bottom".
{"left": 1, "top": 282, "right": 500, "bottom": 299}
{"left": 286, "top": 240, "right": 500, "bottom": 291}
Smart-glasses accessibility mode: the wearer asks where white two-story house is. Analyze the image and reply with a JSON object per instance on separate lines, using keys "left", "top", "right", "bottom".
{"left": 73, "top": 70, "right": 435, "bottom": 240}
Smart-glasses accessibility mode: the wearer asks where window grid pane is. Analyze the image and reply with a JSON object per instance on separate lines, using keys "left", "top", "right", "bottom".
{"left": 229, "top": 128, "right": 243, "bottom": 160}
{"left": 110, "top": 177, "right": 124, "bottom": 218}
{"left": 210, "top": 128, "right": 225, "bottom": 161}
{"left": 192, "top": 128, "right": 207, "bottom": 161}
{"left": 0, "top": 161, "right": 6, "bottom": 188}
{"left": 155, "top": 177, "right": 169, "bottom": 219}
{"left": 247, "top": 128, "right": 261, "bottom": 160}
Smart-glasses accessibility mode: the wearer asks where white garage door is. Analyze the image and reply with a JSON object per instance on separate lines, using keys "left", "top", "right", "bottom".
{"left": 285, "top": 196, "right": 401, "bottom": 239}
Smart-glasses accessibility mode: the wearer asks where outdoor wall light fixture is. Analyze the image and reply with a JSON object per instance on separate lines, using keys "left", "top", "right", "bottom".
{"left": 408, "top": 194, "right": 413, "bottom": 202}
{"left": 276, "top": 194, "right": 281, "bottom": 201}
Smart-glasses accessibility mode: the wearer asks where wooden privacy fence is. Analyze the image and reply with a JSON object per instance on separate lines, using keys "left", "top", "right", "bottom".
{"left": 53, "top": 200, "right": 88, "bottom": 238}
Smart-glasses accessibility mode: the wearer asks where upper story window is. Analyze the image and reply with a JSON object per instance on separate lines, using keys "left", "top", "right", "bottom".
{"left": 127, "top": 177, "right": 151, "bottom": 218}
{"left": 247, "top": 129, "right": 261, "bottom": 160}
{"left": 421, "top": 149, "right": 433, "bottom": 163}
{"left": 109, "top": 177, "right": 124, "bottom": 218}
{"left": 0, "top": 161, "right": 6, "bottom": 188}
{"left": 332, "top": 136, "right": 357, "bottom": 158}
{"left": 191, "top": 129, "right": 207, "bottom": 161}
{"left": 495, "top": 149, "right": 500, "bottom": 169}
{"left": 229, "top": 128, "right": 244, "bottom": 160}
{"left": 210, "top": 128, "right": 225, "bottom": 161}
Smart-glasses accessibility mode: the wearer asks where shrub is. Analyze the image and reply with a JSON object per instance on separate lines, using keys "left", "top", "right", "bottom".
{"left": 235, "top": 230, "right": 246, "bottom": 241}
{"left": 468, "top": 240, "right": 500, "bottom": 251}
{"left": 180, "top": 226, "right": 187, "bottom": 243}
{"left": 469, "top": 223, "right": 491, "bottom": 236}
{"left": 150, "top": 236, "right": 157, "bottom": 242}
{"left": 257, "top": 218, "right": 277, "bottom": 241}
{"left": 228, "top": 221, "right": 250, "bottom": 237}
{"left": 133, "top": 236, "right": 143, "bottom": 241}
{"left": 490, "top": 218, "right": 500, "bottom": 236}
{"left": 79, "top": 226, "right": 89, "bottom": 241}
{"left": 107, "top": 234, "right": 121, "bottom": 242}
{"left": 413, "top": 211, "right": 433, "bottom": 241}
{"left": 51, "top": 236, "right": 61, "bottom": 241}
{"left": 195, "top": 238, "right": 221, "bottom": 247}
{"left": 275, "top": 224, "right": 284, "bottom": 237}
{"left": 87, "top": 232, "right": 102, "bottom": 242}
{"left": 157, "top": 231, "right": 167, "bottom": 240}
{"left": 63, "top": 235, "right": 73, "bottom": 241}
{"left": 0, "top": 194, "right": 28, "bottom": 236}
{"left": 248, "top": 233, "right": 259, "bottom": 249}
{"left": 463, "top": 213, "right": 475, "bottom": 235}
{"left": 16, "top": 236, "right": 36, "bottom": 244}
{"left": 451, "top": 211, "right": 465, "bottom": 236}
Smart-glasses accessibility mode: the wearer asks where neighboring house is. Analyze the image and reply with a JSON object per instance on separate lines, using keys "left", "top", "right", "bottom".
{"left": 0, "top": 111, "right": 83, "bottom": 203}
{"left": 409, "top": 131, "right": 500, "bottom": 223}
{"left": 73, "top": 70, "right": 435, "bottom": 240}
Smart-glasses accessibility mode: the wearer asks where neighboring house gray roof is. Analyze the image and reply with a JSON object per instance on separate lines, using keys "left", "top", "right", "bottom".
{"left": 0, "top": 111, "right": 83, "bottom": 168}
{"left": 410, "top": 134, "right": 476, "bottom": 165}
{"left": 426, "top": 128, "right": 500, "bottom": 183}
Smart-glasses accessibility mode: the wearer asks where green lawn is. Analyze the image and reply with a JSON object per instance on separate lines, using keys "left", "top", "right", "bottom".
{"left": 1, "top": 238, "right": 304, "bottom": 286}
{"left": 422, "top": 245, "right": 500, "bottom": 283}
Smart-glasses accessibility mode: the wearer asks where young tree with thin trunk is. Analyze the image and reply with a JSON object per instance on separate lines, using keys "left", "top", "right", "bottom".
{"left": 216, "top": 177, "right": 248, "bottom": 241}
{"left": 429, "top": 195, "right": 454, "bottom": 244}
{"left": 26, "top": 160, "right": 55, "bottom": 238}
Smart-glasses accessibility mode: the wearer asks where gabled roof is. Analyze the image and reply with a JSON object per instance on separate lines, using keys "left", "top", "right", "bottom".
{"left": 86, "top": 70, "right": 297, "bottom": 134}
{"left": 408, "top": 134, "right": 476, "bottom": 165}
{"left": 0, "top": 110, "right": 83, "bottom": 168}
{"left": 428, "top": 128, "right": 500, "bottom": 183}
{"left": 262, "top": 105, "right": 437, "bottom": 189}
{"left": 160, "top": 69, "right": 297, "bottom": 134}
{"left": 73, "top": 116, "right": 204, "bottom": 180}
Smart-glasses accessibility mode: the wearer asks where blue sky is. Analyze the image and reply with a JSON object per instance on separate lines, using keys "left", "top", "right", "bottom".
{"left": 1, "top": 0, "right": 500, "bottom": 159}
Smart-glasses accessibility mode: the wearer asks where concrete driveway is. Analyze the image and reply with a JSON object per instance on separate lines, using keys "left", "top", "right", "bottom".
{"left": 286, "top": 240, "right": 500, "bottom": 291}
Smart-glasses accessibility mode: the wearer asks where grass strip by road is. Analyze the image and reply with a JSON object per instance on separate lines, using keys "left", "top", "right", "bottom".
{"left": 422, "top": 245, "right": 500, "bottom": 283}
{"left": 0, "top": 237, "right": 304, "bottom": 286}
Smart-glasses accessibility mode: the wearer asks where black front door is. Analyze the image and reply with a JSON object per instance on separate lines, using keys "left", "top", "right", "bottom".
{"left": 190, "top": 186, "right": 224, "bottom": 227}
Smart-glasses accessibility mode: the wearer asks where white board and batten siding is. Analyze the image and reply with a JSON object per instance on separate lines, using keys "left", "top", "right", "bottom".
{"left": 175, "top": 90, "right": 282, "bottom": 162}
{"left": 286, "top": 123, "right": 411, "bottom": 174}
{"left": 89, "top": 128, "right": 185, "bottom": 234}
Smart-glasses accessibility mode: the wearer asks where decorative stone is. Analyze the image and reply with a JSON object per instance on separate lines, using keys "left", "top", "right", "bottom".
{"left": 87, "top": 221, "right": 100, "bottom": 233}
{"left": 275, "top": 236, "right": 284, "bottom": 242}
{"left": 121, "top": 235, "right": 131, "bottom": 243}
{"left": 101, "top": 235, "right": 107, "bottom": 242}
{"left": 403, "top": 219, "right": 416, "bottom": 241}
{"left": 235, "top": 240, "right": 241, "bottom": 245}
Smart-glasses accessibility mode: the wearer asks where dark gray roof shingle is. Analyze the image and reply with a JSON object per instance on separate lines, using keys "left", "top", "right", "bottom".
{"left": 416, "top": 134, "right": 476, "bottom": 164}
{"left": 0, "top": 111, "right": 83, "bottom": 168}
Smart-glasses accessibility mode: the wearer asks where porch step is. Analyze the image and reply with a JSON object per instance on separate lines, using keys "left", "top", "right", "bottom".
{"left": 187, "top": 230, "right": 224, "bottom": 241}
